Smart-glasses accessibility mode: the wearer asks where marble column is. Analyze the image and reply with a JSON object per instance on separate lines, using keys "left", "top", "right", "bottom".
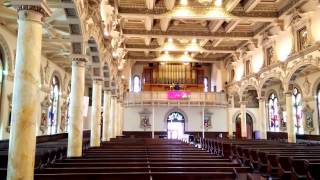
{"left": 240, "top": 101, "right": 247, "bottom": 138}
{"left": 119, "top": 102, "right": 123, "bottom": 136}
{"left": 227, "top": 96, "right": 234, "bottom": 138}
{"left": 109, "top": 96, "right": 116, "bottom": 138}
{"left": 102, "top": 90, "right": 111, "bottom": 141}
{"left": 114, "top": 101, "right": 120, "bottom": 136}
{"left": 227, "top": 108, "right": 233, "bottom": 138}
{"left": 6, "top": 2, "right": 51, "bottom": 180}
{"left": 152, "top": 106, "right": 155, "bottom": 139}
{"left": 90, "top": 78, "right": 102, "bottom": 147}
{"left": 259, "top": 98, "right": 267, "bottom": 139}
{"left": 285, "top": 92, "right": 296, "bottom": 143}
{"left": 67, "top": 56, "right": 87, "bottom": 157}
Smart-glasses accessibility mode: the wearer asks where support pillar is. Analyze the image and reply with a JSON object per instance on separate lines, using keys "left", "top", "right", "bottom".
{"left": 259, "top": 98, "right": 267, "bottom": 139}
{"left": 285, "top": 92, "right": 296, "bottom": 143}
{"left": 113, "top": 98, "right": 119, "bottom": 137}
{"left": 240, "top": 101, "right": 247, "bottom": 138}
{"left": 227, "top": 96, "right": 234, "bottom": 138}
{"left": 109, "top": 96, "right": 116, "bottom": 138}
{"left": 119, "top": 103, "right": 124, "bottom": 136}
{"left": 202, "top": 107, "right": 205, "bottom": 138}
{"left": 102, "top": 90, "right": 111, "bottom": 141}
{"left": 67, "top": 55, "right": 87, "bottom": 157}
{"left": 90, "top": 78, "right": 102, "bottom": 147}
{"left": 7, "top": 1, "right": 51, "bottom": 179}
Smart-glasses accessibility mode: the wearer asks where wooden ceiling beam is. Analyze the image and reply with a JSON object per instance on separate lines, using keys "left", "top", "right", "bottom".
{"left": 122, "top": 29, "right": 253, "bottom": 40}
{"left": 125, "top": 47, "right": 235, "bottom": 53}
{"left": 208, "top": 20, "right": 224, "bottom": 32}
{"left": 243, "top": 0, "right": 261, "bottom": 13}
{"left": 225, "top": 0, "right": 241, "bottom": 12}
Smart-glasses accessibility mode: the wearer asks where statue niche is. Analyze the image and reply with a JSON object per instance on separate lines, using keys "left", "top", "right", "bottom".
{"left": 40, "top": 95, "right": 51, "bottom": 134}
{"left": 139, "top": 108, "right": 151, "bottom": 130}
{"left": 303, "top": 104, "right": 314, "bottom": 134}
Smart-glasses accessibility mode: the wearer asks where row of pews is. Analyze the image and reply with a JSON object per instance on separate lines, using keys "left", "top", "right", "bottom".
{"left": 34, "top": 138, "right": 251, "bottom": 180}
{"left": 0, "top": 131, "right": 90, "bottom": 179}
{"left": 200, "top": 138, "right": 320, "bottom": 180}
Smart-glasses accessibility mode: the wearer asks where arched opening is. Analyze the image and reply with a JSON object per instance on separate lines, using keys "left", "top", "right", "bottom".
{"left": 317, "top": 83, "right": 320, "bottom": 131}
{"left": 235, "top": 113, "right": 253, "bottom": 139}
{"left": 167, "top": 112, "right": 185, "bottom": 139}
{"left": 292, "top": 87, "right": 303, "bottom": 134}
{"left": 48, "top": 76, "right": 60, "bottom": 135}
{"left": 133, "top": 75, "right": 141, "bottom": 93}
{"left": 203, "top": 77, "right": 208, "bottom": 92}
{"left": 268, "top": 93, "right": 280, "bottom": 132}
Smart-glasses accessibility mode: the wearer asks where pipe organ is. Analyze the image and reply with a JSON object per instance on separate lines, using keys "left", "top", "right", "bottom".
{"left": 142, "top": 63, "right": 206, "bottom": 91}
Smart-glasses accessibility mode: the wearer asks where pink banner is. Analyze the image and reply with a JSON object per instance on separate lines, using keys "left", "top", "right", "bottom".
{"left": 167, "top": 91, "right": 191, "bottom": 100}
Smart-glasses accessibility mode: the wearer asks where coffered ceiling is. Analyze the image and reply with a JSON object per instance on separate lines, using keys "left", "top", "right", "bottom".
{"left": 108, "top": 0, "right": 307, "bottom": 63}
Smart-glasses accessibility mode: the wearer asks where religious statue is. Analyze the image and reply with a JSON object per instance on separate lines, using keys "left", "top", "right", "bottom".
{"left": 139, "top": 109, "right": 151, "bottom": 130}
{"left": 40, "top": 95, "right": 51, "bottom": 134}
{"left": 203, "top": 110, "right": 213, "bottom": 130}
{"left": 303, "top": 104, "right": 314, "bottom": 134}
{"left": 60, "top": 101, "right": 68, "bottom": 132}
{"left": 278, "top": 107, "right": 287, "bottom": 131}
{"left": 303, "top": 77, "right": 311, "bottom": 96}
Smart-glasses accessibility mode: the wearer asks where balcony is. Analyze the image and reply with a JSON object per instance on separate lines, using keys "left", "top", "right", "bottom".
{"left": 124, "top": 91, "right": 228, "bottom": 107}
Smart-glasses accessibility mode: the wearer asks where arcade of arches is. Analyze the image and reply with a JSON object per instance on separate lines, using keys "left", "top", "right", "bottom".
{"left": 1, "top": 0, "right": 320, "bottom": 179}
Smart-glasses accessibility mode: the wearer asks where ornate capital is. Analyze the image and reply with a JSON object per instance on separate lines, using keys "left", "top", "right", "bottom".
{"left": 93, "top": 77, "right": 103, "bottom": 84}
{"left": 71, "top": 54, "right": 88, "bottom": 67}
{"left": 12, "top": 0, "right": 52, "bottom": 17}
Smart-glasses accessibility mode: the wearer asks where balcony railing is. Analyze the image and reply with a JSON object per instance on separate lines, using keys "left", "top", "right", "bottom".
{"left": 124, "top": 91, "right": 228, "bottom": 107}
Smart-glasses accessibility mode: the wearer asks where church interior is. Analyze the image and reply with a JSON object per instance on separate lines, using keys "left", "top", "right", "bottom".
{"left": 1, "top": 0, "right": 320, "bottom": 179}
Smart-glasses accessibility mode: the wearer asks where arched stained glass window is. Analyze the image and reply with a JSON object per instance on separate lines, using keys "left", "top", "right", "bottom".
{"left": 204, "top": 77, "right": 208, "bottom": 92}
{"left": 167, "top": 112, "right": 185, "bottom": 122}
{"left": 268, "top": 93, "right": 279, "bottom": 132}
{"left": 133, "top": 75, "right": 141, "bottom": 93}
{"left": 292, "top": 87, "right": 303, "bottom": 134}
{"left": 48, "top": 76, "right": 60, "bottom": 134}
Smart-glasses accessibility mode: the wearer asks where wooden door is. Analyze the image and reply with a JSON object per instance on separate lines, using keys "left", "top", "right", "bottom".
{"left": 235, "top": 115, "right": 241, "bottom": 139}
{"left": 246, "top": 114, "right": 253, "bottom": 139}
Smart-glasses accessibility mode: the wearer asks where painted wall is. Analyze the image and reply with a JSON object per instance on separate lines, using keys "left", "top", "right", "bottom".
{"left": 123, "top": 106, "right": 228, "bottom": 133}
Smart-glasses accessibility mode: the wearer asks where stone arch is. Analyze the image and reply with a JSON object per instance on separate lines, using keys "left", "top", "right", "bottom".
{"left": 312, "top": 77, "right": 320, "bottom": 96}
{"left": 164, "top": 107, "right": 189, "bottom": 130}
{"left": 232, "top": 110, "right": 256, "bottom": 124}
{"left": 239, "top": 77, "right": 259, "bottom": 99}
{"left": 259, "top": 75, "right": 283, "bottom": 98}
{"left": 0, "top": 33, "right": 13, "bottom": 73}
{"left": 50, "top": 71, "right": 63, "bottom": 92}
{"left": 285, "top": 58, "right": 320, "bottom": 90}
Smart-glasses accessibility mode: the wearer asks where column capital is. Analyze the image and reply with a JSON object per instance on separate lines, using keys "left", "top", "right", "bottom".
{"left": 12, "top": 0, "right": 52, "bottom": 17}
{"left": 71, "top": 54, "right": 88, "bottom": 67}
{"left": 93, "top": 77, "right": 103, "bottom": 84}
{"left": 258, "top": 97, "right": 266, "bottom": 101}
{"left": 239, "top": 101, "right": 247, "bottom": 105}
{"left": 284, "top": 91, "right": 292, "bottom": 96}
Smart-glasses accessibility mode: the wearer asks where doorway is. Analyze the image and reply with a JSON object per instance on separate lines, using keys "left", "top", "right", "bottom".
{"left": 167, "top": 112, "right": 185, "bottom": 139}
{"left": 235, "top": 113, "right": 253, "bottom": 139}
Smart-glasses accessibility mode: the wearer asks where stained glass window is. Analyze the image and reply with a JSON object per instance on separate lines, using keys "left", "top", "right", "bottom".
{"left": 167, "top": 112, "right": 185, "bottom": 122}
{"left": 133, "top": 75, "right": 141, "bottom": 93}
{"left": 292, "top": 87, "right": 303, "bottom": 134}
{"left": 204, "top": 77, "right": 208, "bottom": 92}
{"left": 268, "top": 93, "right": 279, "bottom": 132}
{"left": 48, "top": 76, "right": 60, "bottom": 134}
